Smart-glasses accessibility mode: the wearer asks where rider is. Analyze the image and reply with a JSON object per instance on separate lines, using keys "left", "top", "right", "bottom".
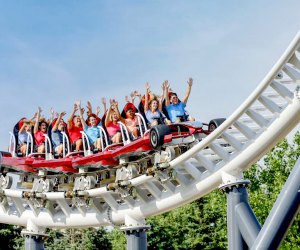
{"left": 122, "top": 102, "right": 139, "bottom": 138}
{"left": 51, "top": 112, "right": 67, "bottom": 155}
{"left": 165, "top": 78, "right": 195, "bottom": 123}
{"left": 105, "top": 100, "right": 122, "bottom": 143}
{"left": 77, "top": 101, "right": 102, "bottom": 150}
{"left": 33, "top": 107, "right": 48, "bottom": 153}
{"left": 144, "top": 82, "right": 171, "bottom": 127}
{"left": 67, "top": 103, "right": 83, "bottom": 151}
{"left": 18, "top": 120, "right": 33, "bottom": 156}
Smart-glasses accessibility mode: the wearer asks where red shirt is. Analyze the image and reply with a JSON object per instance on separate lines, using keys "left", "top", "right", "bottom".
{"left": 106, "top": 122, "right": 120, "bottom": 137}
{"left": 34, "top": 130, "right": 45, "bottom": 146}
{"left": 68, "top": 125, "right": 83, "bottom": 144}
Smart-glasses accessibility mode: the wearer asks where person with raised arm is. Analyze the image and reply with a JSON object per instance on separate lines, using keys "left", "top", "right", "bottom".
{"left": 85, "top": 100, "right": 101, "bottom": 126}
{"left": 18, "top": 120, "right": 34, "bottom": 156}
{"left": 33, "top": 107, "right": 48, "bottom": 153}
{"left": 144, "top": 82, "right": 170, "bottom": 127}
{"left": 165, "top": 78, "right": 195, "bottom": 123}
{"left": 51, "top": 111, "right": 67, "bottom": 155}
{"left": 77, "top": 101, "right": 102, "bottom": 150}
{"left": 130, "top": 90, "right": 142, "bottom": 105}
{"left": 121, "top": 102, "right": 140, "bottom": 139}
{"left": 101, "top": 97, "right": 107, "bottom": 114}
{"left": 105, "top": 100, "right": 122, "bottom": 143}
{"left": 67, "top": 103, "right": 83, "bottom": 151}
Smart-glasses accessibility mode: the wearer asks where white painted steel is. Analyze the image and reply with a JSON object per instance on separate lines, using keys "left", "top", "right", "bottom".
{"left": 61, "top": 131, "right": 71, "bottom": 157}
{"left": 8, "top": 132, "right": 16, "bottom": 157}
{"left": 98, "top": 126, "right": 108, "bottom": 151}
{"left": 1, "top": 32, "right": 300, "bottom": 228}
{"left": 118, "top": 121, "right": 131, "bottom": 145}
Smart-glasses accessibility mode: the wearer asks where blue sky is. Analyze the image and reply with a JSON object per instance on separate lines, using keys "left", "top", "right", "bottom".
{"left": 0, "top": 1, "right": 300, "bottom": 150}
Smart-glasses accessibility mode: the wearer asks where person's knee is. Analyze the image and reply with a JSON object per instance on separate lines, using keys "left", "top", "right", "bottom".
{"left": 20, "top": 145, "right": 27, "bottom": 155}
{"left": 56, "top": 145, "right": 63, "bottom": 154}
{"left": 76, "top": 139, "right": 83, "bottom": 150}
{"left": 38, "top": 144, "right": 45, "bottom": 153}
{"left": 116, "top": 132, "right": 122, "bottom": 142}
{"left": 96, "top": 138, "right": 102, "bottom": 149}
{"left": 151, "top": 121, "right": 158, "bottom": 127}
{"left": 132, "top": 128, "right": 139, "bottom": 137}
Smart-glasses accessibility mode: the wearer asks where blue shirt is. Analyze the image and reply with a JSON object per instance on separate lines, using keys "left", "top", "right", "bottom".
{"left": 84, "top": 126, "right": 100, "bottom": 144}
{"left": 18, "top": 131, "right": 29, "bottom": 144}
{"left": 51, "top": 130, "right": 63, "bottom": 147}
{"left": 145, "top": 110, "right": 166, "bottom": 124}
{"left": 166, "top": 102, "right": 187, "bottom": 123}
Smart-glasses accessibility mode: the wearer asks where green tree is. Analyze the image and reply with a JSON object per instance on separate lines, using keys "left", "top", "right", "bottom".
{"left": 147, "top": 191, "right": 227, "bottom": 250}
{"left": 45, "top": 227, "right": 112, "bottom": 250}
{"left": 81, "top": 227, "right": 112, "bottom": 250}
{"left": 108, "top": 228, "right": 126, "bottom": 250}
{"left": 0, "top": 224, "right": 22, "bottom": 250}
{"left": 45, "top": 229, "right": 69, "bottom": 250}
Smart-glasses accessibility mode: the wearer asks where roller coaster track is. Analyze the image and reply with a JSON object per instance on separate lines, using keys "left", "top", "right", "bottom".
{"left": 1, "top": 32, "right": 300, "bottom": 230}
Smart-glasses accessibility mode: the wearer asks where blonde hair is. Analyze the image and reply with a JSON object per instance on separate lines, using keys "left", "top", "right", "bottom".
{"left": 148, "top": 97, "right": 158, "bottom": 108}
{"left": 110, "top": 112, "right": 116, "bottom": 121}
{"left": 23, "top": 119, "right": 34, "bottom": 127}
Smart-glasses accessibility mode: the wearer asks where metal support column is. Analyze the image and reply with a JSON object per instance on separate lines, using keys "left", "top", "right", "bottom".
{"left": 22, "top": 220, "right": 47, "bottom": 250}
{"left": 121, "top": 225, "right": 151, "bottom": 250}
{"left": 220, "top": 179, "right": 261, "bottom": 250}
{"left": 251, "top": 157, "right": 300, "bottom": 250}
{"left": 121, "top": 215, "right": 151, "bottom": 250}
{"left": 23, "top": 234, "right": 45, "bottom": 250}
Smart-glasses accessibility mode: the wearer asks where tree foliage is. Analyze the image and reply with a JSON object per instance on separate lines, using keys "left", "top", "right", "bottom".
{"left": 147, "top": 191, "right": 227, "bottom": 250}
{"left": 0, "top": 224, "right": 22, "bottom": 250}
{"left": 108, "top": 228, "right": 126, "bottom": 250}
{"left": 45, "top": 228, "right": 112, "bottom": 250}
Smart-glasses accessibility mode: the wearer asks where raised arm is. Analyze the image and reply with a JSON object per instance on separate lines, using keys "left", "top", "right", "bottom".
{"left": 125, "top": 95, "right": 130, "bottom": 104}
{"left": 34, "top": 107, "right": 42, "bottom": 133}
{"left": 86, "top": 100, "right": 93, "bottom": 116}
{"left": 182, "top": 77, "right": 193, "bottom": 104}
{"left": 77, "top": 101, "right": 87, "bottom": 128}
{"left": 159, "top": 81, "right": 166, "bottom": 111}
{"left": 96, "top": 106, "right": 101, "bottom": 117}
{"left": 19, "top": 122, "right": 27, "bottom": 133}
{"left": 134, "top": 91, "right": 142, "bottom": 103}
{"left": 105, "top": 105, "right": 113, "bottom": 127}
{"left": 30, "top": 112, "right": 37, "bottom": 122}
{"left": 144, "top": 82, "right": 150, "bottom": 112}
{"left": 49, "top": 107, "right": 55, "bottom": 123}
{"left": 52, "top": 112, "right": 66, "bottom": 132}
{"left": 113, "top": 100, "right": 121, "bottom": 118}
{"left": 67, "top": 103, "right": 78, "bottom": 130}
{"left": 101, "top": 97, "right": 107, "bottom": 114}
{"left": 165, "top": 80, "right": 170, "bottom": 106}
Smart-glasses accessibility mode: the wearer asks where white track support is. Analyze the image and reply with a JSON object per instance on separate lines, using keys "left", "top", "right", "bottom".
{"left": 1, "top": 32, "right": 300, "bottom": 228}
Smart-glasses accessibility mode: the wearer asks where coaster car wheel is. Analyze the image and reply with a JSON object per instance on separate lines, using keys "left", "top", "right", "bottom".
{"left": 208, "top": 118, "right": 226, "bottom": 132}
{"left": 150, "top": 125, "right": 172, "bottom": 149}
